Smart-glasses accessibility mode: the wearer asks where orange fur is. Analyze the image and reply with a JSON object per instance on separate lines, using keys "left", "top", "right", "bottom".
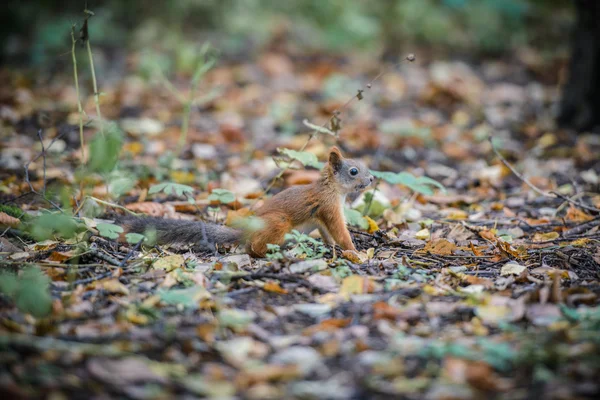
{"left": 246, "top": 146, "right": 371, "bottom": 257}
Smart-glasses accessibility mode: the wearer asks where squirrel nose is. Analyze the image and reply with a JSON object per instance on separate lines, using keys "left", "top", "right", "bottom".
{"left": 369, "top": 176, "right": 374, "bottom": 182}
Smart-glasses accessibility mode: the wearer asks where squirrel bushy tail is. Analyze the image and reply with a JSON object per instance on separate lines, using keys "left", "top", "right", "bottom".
{"left": 121, "top": 216, "right": 242, "bottom": 251}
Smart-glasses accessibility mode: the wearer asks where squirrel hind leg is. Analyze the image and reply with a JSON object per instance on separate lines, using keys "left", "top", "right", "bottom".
{"left": 246, "top": 216, "right": 291, "bottom": 258}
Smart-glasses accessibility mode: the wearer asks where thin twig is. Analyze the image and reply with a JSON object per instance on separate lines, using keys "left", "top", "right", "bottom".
{"left": 489, "top": 135, "right": 549, "bottom": 197}
{"left": 36, "top": 129, "right": 47, "bottom": 195}
{"left": 489, "top": 135, "right": 600, "bottom": 214}
{"left": 23, "top": 129, "right": 63, "bottom": 211}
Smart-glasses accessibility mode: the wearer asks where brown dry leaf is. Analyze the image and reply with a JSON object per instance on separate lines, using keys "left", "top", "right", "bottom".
{"left": 302, "top": 318, "right": 351, "bottom": 335}
{"left": 126, "top": 201, "right": 172, "bottom": 216}
{"left": 236, "top": 364, "right": 301, "bottom": 388}
{"left": 565, "top": 205, "right": 594, "bottom": 222}
{"left": 463, "top": 275, "right": 494, "bottom": 288}
{"left": 466, "top": 360, "right": 510, "bottom": 391}
{"left": 479, "top": 229, "right": 497, "bottom": 241}
{"left": 0, "top": 212, "right": 20, "bottom": 227}
{"left": 46, "top": 250, "right": 74, "bottom": 263}
{"left": 423, "top": 239, "right": 456, "bottom": 256}
{"left": 263, "top": 281, "right": 288, "bottom": 294}
{"left": 197, "top": 323, "right": 216, "bottom": 343}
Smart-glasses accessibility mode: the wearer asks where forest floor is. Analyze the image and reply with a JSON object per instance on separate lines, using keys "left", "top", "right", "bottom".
{"left": 1, "top": 41, "right": 600, "bottom": 399}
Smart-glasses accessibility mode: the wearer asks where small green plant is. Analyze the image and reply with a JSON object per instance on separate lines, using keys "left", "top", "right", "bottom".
{"left": 0, "top": 266, "right": 52, "bottom": 318}
{"left": 207, "top": 189, "right": 235, "bottom": 204}
{"left": 283, "top": 230, "right": 328, "bottom": 259}
{"left": 96, "top": 222, "right": 124, "bottom": 240}
{"left": 344, "top": 207, "right": 369, "bottom": 229}
{"left": 149, "top": 182, "right": 195, "bottom": 198}
{"left": 27, "top": 212, "right": 82, "bottom": 242}
{"left": 266, "top": 243, "right": 284, "bottom": 261}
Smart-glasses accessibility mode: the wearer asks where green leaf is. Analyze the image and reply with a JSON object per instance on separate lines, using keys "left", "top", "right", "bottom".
{"left": 207, "top": 188, "right": 235, "bottom": 204}
{"left": 149, "top": 182, "right": 194, "bottom": 198}
{"left": 97, "top": 223, "right": 124, "bottom": 240}
{"left": 108, "top": 175, "right": 135, "bottom": 197}
{"left": 371, "top": 170, "right": 446, "bottom": 195}
{"left": 216, "top": 308, "right": 255, "bottom": 330}
{"left": 0, "top": 266, "right": 52, "bottom": 318}
{"left": 125, "top": 233, "right": 146, "bottom": 244}
{"left": 277, "top": 148, "right": 324, "bottom": 169}
{"left": 28, "top": 213, "right": 80, "bottom": 241}
{"left": 302, "top": 119, "right": 336, "bottom": 136}
{"left": 87, "top": 123, "right": 124, "bottom": 173}
{"left": 344, "top": 208, "right": 369, "bottom": 229}
{"left": 158, "top": 286, "right": 209, "bottom": 308}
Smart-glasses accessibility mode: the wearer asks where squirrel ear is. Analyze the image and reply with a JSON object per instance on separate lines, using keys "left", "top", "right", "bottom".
{"left": 329, "top": 146, "right": 343, "bottom": 173}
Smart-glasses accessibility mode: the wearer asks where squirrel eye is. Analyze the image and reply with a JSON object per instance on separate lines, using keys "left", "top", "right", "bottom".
{"left": 349, "top": 167, "right": 359, "bottom": 176}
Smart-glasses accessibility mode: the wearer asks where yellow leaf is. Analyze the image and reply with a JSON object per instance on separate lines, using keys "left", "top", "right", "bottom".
{"left": 571, "top": 238, "right": 591, "bottom": 247}
{"left": 153, "top": 254, "right": 185, "bottom": 271}
{"left": 365, "top": 216, "right": 379, "bottom": 233}
{"left": 415, "top": 228, "right": 430, "bottom": 240}
{"left": 99, "top": 279, "right": 129, "bottom": 295}
{"left": 170, "top": 170, "right": 196, "bottom": 185}
{"left": 125, "top": 308, "right": 149, "bottom": 325}
{"left": 532, "top": 231, "right": 559, "bottom": 242}
{"left": 446, "top": 210, "right": 469, "bottom": 220}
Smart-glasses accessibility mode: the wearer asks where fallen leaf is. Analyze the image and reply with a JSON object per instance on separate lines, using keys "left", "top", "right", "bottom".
{"left": 263, "top": 281, "right": 288, "bottom": 294}
{"left": 500, "top": 262, "right": 526, "bottom": 276}
{"left": 423, "top": 239, "right": 456, "bottom": 256}
{"left": 153, "top": 254, "right": 185, "bottom": 271}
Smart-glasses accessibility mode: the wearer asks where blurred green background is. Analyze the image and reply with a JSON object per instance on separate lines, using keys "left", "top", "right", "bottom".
{"left": 2, "top": 0, "right": 573, "bottom": 69}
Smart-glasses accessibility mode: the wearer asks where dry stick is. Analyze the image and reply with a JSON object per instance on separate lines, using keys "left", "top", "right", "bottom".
{"left": 36, "top": 129, "right": 47, "bottom": 195}
{"left": 252, "top": 54, "right": 416, "bottom": 210}
{"left": 82, "top": 11, "right": 103, "bottom": 136}
{"left": 23, "top": 129, "right": 66, "bottom": 211}
{"left": 70, "top": 25, "right": 86, "bottom": 162}
{"left": 489, "top": 135, "right": 600, "bottom": 214}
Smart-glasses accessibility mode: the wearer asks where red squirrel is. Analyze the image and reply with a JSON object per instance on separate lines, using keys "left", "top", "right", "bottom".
{"left": 123, "top": 147, "right": 374, "bottom": 257}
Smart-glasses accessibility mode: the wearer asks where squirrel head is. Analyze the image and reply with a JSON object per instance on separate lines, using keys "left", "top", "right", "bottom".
{"left": 326, "top": 146, "right": 374, "bottom": 194}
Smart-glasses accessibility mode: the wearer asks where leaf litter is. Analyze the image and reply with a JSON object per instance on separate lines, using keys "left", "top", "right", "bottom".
{"left": 1, "top": 26, "right": 600, "bottom": 400}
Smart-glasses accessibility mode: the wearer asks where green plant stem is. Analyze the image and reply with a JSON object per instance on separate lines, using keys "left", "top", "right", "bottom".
{"left": 86, "top": 39, "right": 103, "bottom": 135}
{"left": 177, "top": 58, "right": 216, "bottom": 154}
{"left": 71, "top": 27, "right": 86, "bottom": 164}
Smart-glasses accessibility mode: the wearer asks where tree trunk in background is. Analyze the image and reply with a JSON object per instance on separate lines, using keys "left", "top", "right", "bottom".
{"left": 558, "top": 0, "right": 600, "bottom": 132}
